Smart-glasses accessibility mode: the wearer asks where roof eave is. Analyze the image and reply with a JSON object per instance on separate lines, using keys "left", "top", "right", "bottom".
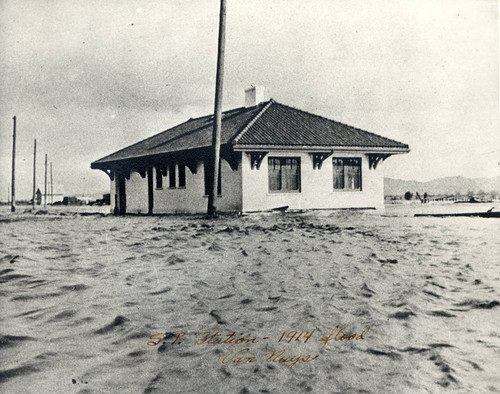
{"left": 90, "top": 144, "right": 236, "bottom": 170}
{"left": 233, "top": 144, "right": 410, "bottom": 154}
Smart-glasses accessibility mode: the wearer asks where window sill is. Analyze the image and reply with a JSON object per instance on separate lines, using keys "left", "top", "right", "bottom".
{"left": 155, "top": 188, "right": 163, "bottom": 190}
{"left": 203, "top": 195, "right": 223, "bottom": 198}
{"left": 267, "top": 191, "right": 301, "bottom": 194}
{"left": 332, "top": 189, "right": 362, "bottom": 192}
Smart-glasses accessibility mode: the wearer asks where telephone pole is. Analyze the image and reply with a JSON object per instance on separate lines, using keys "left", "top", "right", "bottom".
{"left": 11, "top": 116, "right": 16, "bottom": 212}
{"left": 50, "top": 162, "right": 53, "bottom": 204}
{"left": 207, "top": 0, "right": 226, "bottom": 217}
{"left": 33, "top": 139, "right": 37, "bottom": 209}
{"left": 44, "top": 154, "right": 48, "bottom": 209}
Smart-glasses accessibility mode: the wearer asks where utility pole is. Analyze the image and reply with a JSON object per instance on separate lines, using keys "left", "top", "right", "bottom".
{"left": 44, "top": 154, "right": 47, "bottom": 209}
{"left": 11, "top": 116, "right": 16, "bottom": 212}
{"left": 207, "top": 0, "right": 226, "bottom": 217}
{"left": 50, "top": 162, "right": 53, "bottom": 204}
{"left": 33, "top": 139, "right": 37, "bottom": 209}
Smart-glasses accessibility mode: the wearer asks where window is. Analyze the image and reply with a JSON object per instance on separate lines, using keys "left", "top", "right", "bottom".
{"left": 333, "top": 158, "right": 361, "bottom": 190}
{"left": 268, "top": 157, "right": 300, "bottom": 192}
{"left": 204, "top": 160, "right": 221, "bottom": 196}
{"left": 168, "top": 164, "right": 176, "bottom": 188}
{"left": 156, "top": 167, "right": 163, "bottom": 189}
{"left": 178, "top": 164, "right": 186, "bottom": 188}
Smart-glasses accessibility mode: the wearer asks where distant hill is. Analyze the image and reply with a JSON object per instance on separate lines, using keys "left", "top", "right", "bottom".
{"left": 384, "top": 176, "right": 500, "bottom": 196}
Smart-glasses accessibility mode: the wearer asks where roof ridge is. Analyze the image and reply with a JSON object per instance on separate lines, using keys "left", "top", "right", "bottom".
{"left": 148, "top": 105, "right": 263, "bottom": 151}
{"left": 188, "top": 105, "right": 248, "bottom": 121}
{"left": 272, "top": 101, "right": 408, "bottom": 148}
{"left": 232, "top": 99, "right": 274, "bottom": 145}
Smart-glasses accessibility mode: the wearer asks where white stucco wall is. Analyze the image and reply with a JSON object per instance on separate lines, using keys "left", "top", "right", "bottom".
{"left": 153, "top": 160, "right": 242, "bottom": 213}
{"left": 218, "top": 158, "right": 242, "bottom": 211}
{"left": 241, "top": 151, "right": 385, "bottom": 212}
{"left": 153, "top": 162, "right": 204, "bottom": 213}
{"left": 109, "top": 160, "right": 242, "bottom": 214}
{"left": 126, "top": 170, "right": 149, "bottom": 214}
{"left": 107, "top": 150, "right": 385, "bottom": 214}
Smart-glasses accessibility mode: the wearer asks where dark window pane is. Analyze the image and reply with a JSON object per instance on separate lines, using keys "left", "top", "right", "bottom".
{"left": 268, "top": 157, "right": 300, "bottom": 192}
{"left": 333, "top": 159, "right": 344, "bottom": 189}
{"left": 290, "top": 158, "right": 299, "bottom": 190}
{"left": 178, "top": 164, "right": 186, "bottom": 188}
{"left": 156, "top": 167, "right": 163, "bottom": 189}
{"left": 204, "top": 160, "right": 222, "bottom": 196}
{"left": 204, "top": 161, "right": 212, "bottom": 196}
{"left": 333, "top": 158, "right": 361, "bottom": 190}
{"left": 169, "top": 165, "right": 176, "bottom": 188}
{"left": 345, "top": 163, "right": 360, "bottom": 189}
{"left": 268, "top": 158, "right": 282, "bottom": 191}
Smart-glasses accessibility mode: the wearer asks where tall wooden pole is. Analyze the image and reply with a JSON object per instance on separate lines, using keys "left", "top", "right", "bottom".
{"left": 207, "top": 0, "right": 226, "bottom": 217}
{"left": 44, "top": 154, "right": 47, "bottom": 209}
{"left": 11, "top": 116, "right": 16, "bottom": 212}
{"left": 33, "top": 139, "right": 37, "bottom": 209}
{"left": 50, "top": 162, "right": 53, "bottom": 204}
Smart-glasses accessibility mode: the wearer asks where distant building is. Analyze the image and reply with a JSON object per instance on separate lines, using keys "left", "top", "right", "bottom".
{"left": 35, "top": 184, "right": 65, "bottom": 205}
{"left": 35, "top": 189, "right": 42, "bottom": 205}
{"left": 91, "top": 87, "right": 409, "bottom": 214}
{"left": 62, "top": 196, "right": 89, "bottom": 205}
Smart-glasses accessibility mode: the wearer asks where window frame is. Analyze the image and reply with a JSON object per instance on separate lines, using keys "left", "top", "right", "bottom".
{"left": 332, "top": 157, "right": 362, "bottom": 191}
{"left": 267, "top": 157, "right": 301, "bottom": 193}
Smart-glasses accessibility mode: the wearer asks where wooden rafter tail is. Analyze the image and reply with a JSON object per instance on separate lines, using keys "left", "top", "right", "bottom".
{"left": 250, "top": 151, "right": 267, "bottom": 170}
{"left": 311, "top": 151, "right": 333, "bottom": 169}
{"left": 221, "top": 150, "right": 240, "bottom": 171}
{"left": 138, "top": 168, "right": 147, "bottom": 178}
{"left": 99, "top": 168, "right": 115, "bottom": 181}
{"left": 368, "top": 153, "right": 391, "bottom": 170}
{"left": 184, "top": 161, "right": 198, "bottom": 175}
{"left": 115, "top": 168, "right": 131, "bottom": 180}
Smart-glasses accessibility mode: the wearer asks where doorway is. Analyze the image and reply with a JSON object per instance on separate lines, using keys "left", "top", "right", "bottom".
{"left": 117, "top": 176, "right": 126, "bottom": 214}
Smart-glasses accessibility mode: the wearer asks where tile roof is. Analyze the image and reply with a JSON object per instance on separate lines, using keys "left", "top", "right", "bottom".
{"left": 92, "top": 103, "right": 266, "bottom": 166}
{"left": 236, "top": 102, "right": 409, "bottom": 149}
{"left": 92, "top": 99, "right": 408, "bottom": 167}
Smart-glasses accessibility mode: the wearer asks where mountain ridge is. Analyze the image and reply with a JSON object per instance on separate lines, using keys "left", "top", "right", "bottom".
{"left": 384, "top": 175, "right": 500, "bottom": 196}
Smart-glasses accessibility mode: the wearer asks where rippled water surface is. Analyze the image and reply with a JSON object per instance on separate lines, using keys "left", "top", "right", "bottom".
{"left": 1, "top": 203, "right": 499, "bottom": 393}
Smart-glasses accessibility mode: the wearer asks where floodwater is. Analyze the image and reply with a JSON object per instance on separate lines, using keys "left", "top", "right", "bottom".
{"left": 1, "top": 203, "right": 499, "bottom": 393}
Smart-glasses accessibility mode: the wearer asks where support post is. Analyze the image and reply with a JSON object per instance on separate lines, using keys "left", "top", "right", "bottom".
{"left": 207, "top": 0, "right": 226, "bottom": 217}
{"left": 33, "top": 139, "right": 37, "bottom": 209}
{"left": 11, "top": 116, "right": 16, "bottom": 212}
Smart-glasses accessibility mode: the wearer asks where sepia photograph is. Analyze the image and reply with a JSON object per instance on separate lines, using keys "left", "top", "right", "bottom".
{"left": 0, "top": 0, "right": 499, "bottom": 393}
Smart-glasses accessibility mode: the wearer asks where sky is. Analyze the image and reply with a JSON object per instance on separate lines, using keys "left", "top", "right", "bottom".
{"left": 0, "top": 0, "right": 498, "bottom": 200}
